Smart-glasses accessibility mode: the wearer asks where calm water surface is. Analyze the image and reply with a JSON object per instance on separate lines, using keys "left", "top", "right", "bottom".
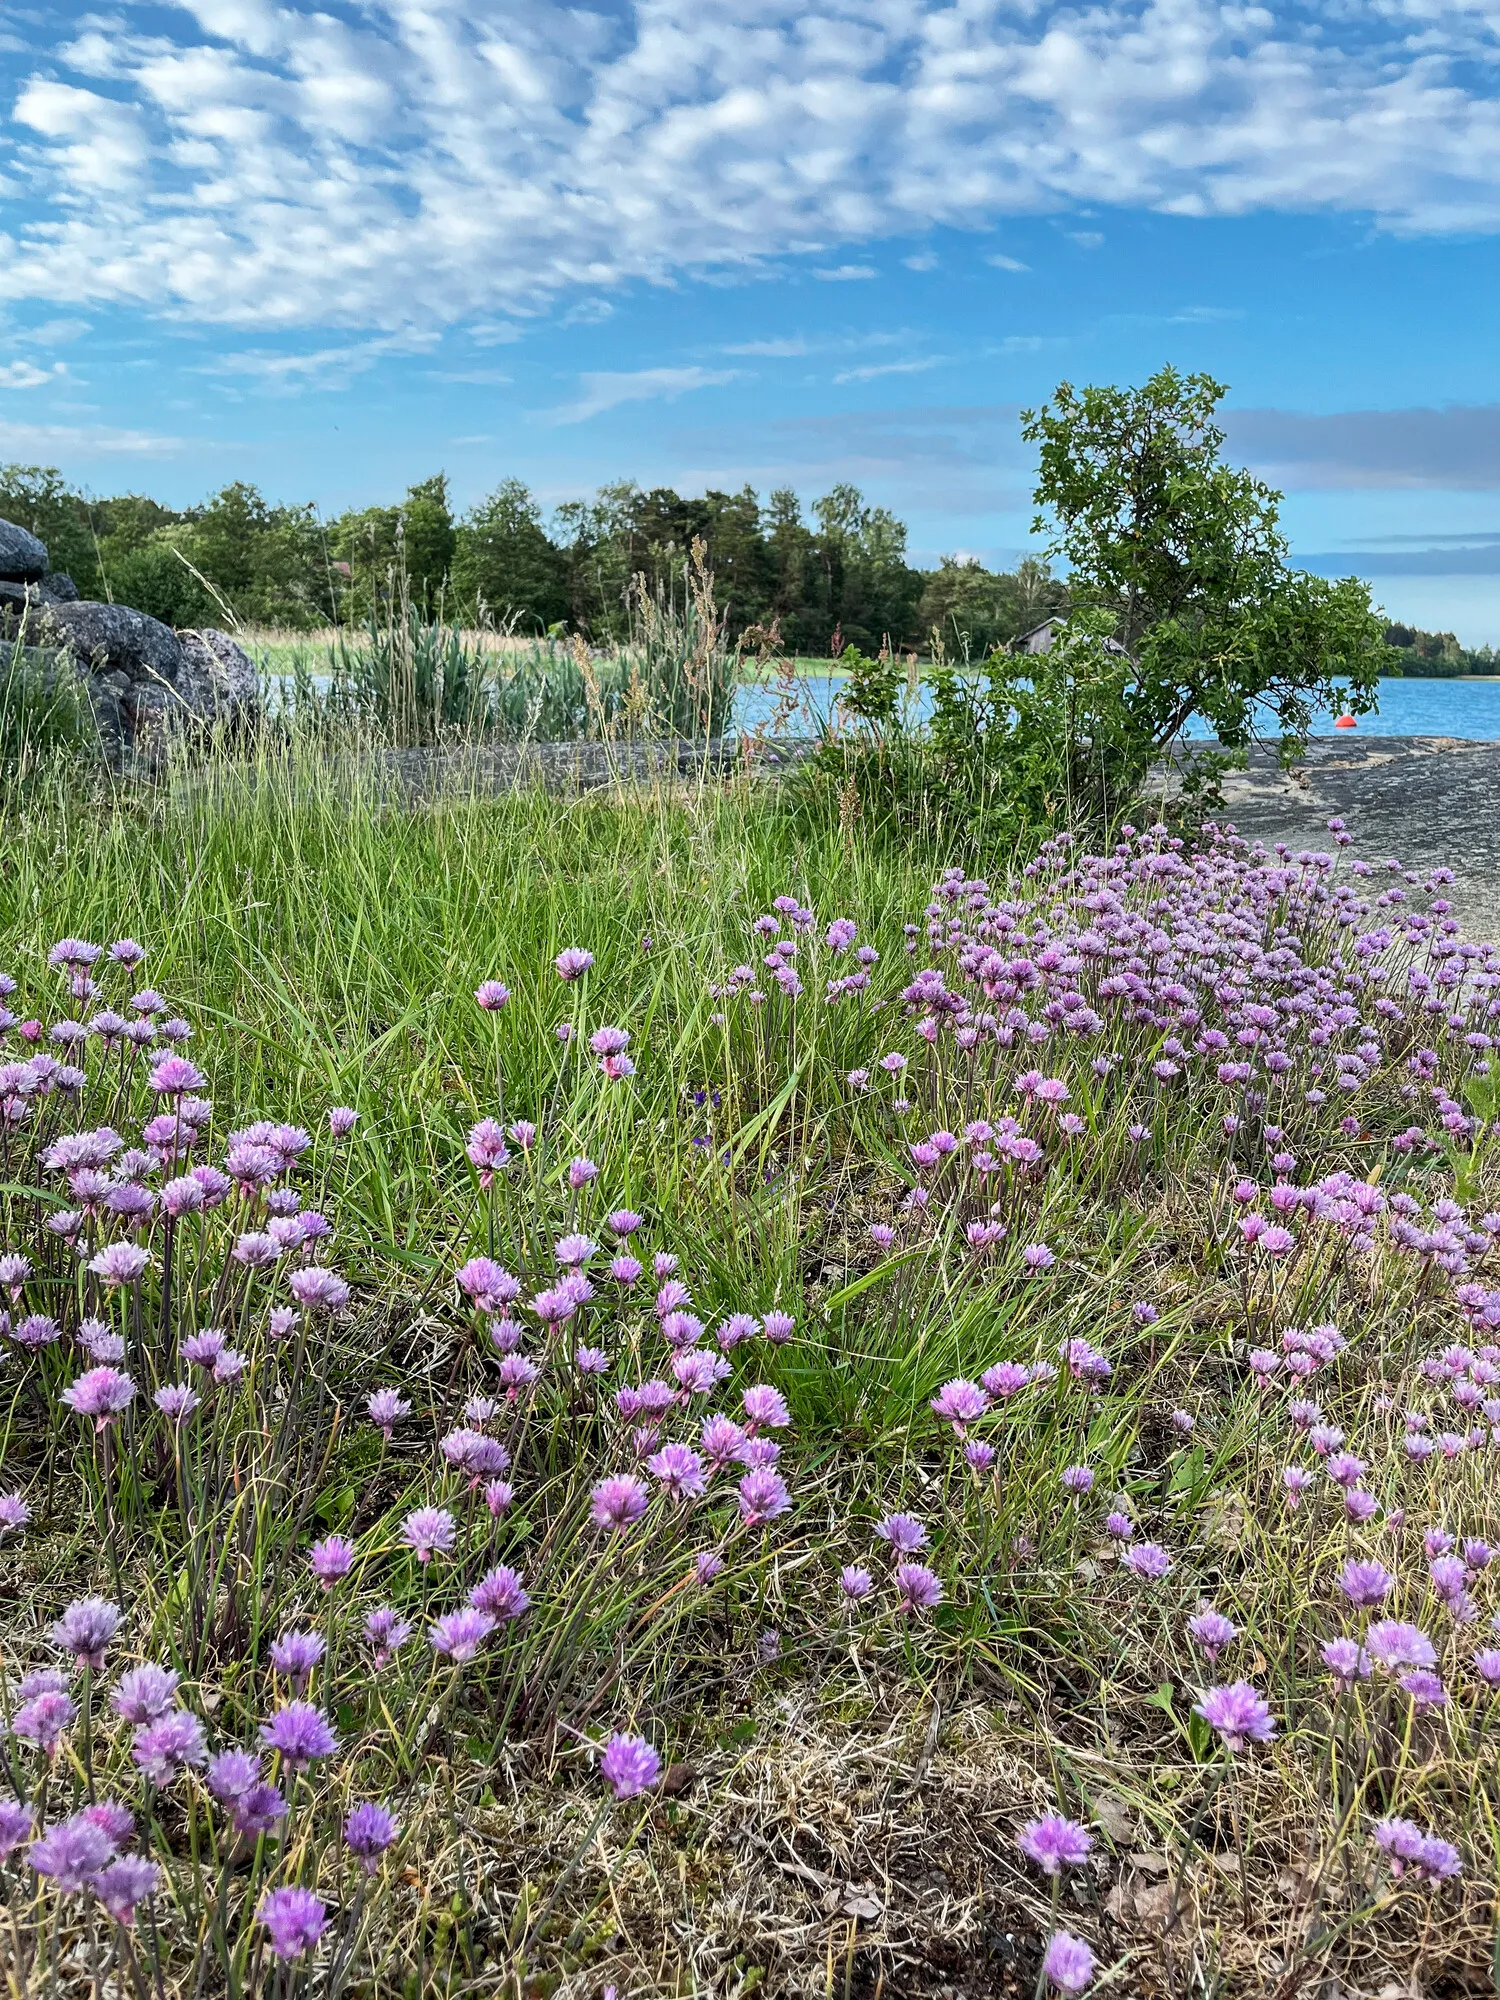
{"left": 732, "top": 675, "right": 1500, "bottom": 741}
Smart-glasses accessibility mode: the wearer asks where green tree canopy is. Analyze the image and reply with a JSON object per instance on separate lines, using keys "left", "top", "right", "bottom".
{"left": 1022, "top": 367, "right": 1387, "bottom": 755}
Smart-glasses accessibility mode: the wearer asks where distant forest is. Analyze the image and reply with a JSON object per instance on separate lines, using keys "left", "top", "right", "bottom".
{"left": 0, "top": 462, "right": 1491, "bottom": 670}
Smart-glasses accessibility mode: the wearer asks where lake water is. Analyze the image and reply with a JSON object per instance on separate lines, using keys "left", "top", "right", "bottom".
{"left": 732, "top": 674, "right": 1500, "bottom": 741}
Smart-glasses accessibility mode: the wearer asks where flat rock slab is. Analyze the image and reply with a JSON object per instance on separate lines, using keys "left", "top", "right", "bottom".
{"left": 1197, "top": 735, "right": 1500, "bottom": 941}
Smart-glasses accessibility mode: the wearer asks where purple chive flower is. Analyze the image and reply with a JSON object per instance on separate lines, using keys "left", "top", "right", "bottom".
{"left": 1061, "top": 1465, "right": 1095, "bottom": 1497}
{"left": 131, "top": 1709, "right": 208, "bottom": 1783}
{"left": 741, "top": 1384, "right": 791, "bottom": 1432}
{"left": 14, "top": 1690, "right": 75, "bottom": 1758}
{"left": 875, "top": 1512, "right": 928, "bottom": 1555}
{"left": 428, "top": 1608, "right": 495, "bottom": 1663}
{"left": 50, "top": 1596, "right": 123, "bottom": 1669}
{"left": 840, "top": 1565, "right": 873, "bottom": 1601}
{"left": 555, "top": 948, "right": 594, "bottom": 981}
{"left": 61, "top": 1366, "right": 135, "bottom": 1428}
{"left": 1018, "top": 1814, "right": 1094, "bottom": 1875}
{"left": 1472, "top": 1648, "right": 1500, "bottom": 1688}
{"left": 12, "top": 1314, "right": 60, "bottom": 1351}
{"left": 1367, "top": 1621, "right": 1439, "bottom": 1672}
{"left": 1321, "top": 1637, "right": 1372, "bottom": 1686}
{"left": 344, "top": 1802, "right": 399, "bottom": 1872}
{"left": 607, "top": 1209, "right": 643, "bottom": 1235}
{"left": 259, "top": 1701, "right": 338, "bottom": 1770}
{"left": 87, "top": 1243, "right": 152, "bottom": 1286}
{"left": 695, "top": 1549, "right": 724, "bottom": 1586}
{"left": 0, "top": 1800, "right": 35, "bottom": 1862}
{"left": 82, "top": 1800, "right": 134, "bottom": 1848}
{"left": 367, "top": 1387, "right": 410, "bottom": 1438}
{"left": 1187, "top": 1608, "right": 1238, "bottom": 1664}
{"left": 599, "top": 1732, "right": 660, "bottom": 1799}
{"left": 362, "top": 1607, "right": 413, "bottom": 1667}
{"left": 286, "top": 1266, "right": 349, "bottom": 1312}
{"left": 269, "top": 1630, "right": 326, "bottom": 1688}
{"left": 762, "top": 1310, "right": 795, "bottom": 1345}
{"left": 568, "top": 1155, "right": 599, "bottom": 1189}
{"left": 738, "top": 1468, "right": 791, "bottom": 1526}
{"left": 111, "top": 1664, "right": 179, "bottom": 1724}
{"left": 894, "top": 1562, "right": 944, "bottom": 1615}
{"left": 930, "top": 1378, "right": 989, "bottom": 1432}
{"left": 29, "top": 1813, "right": 116, "bottom": 1893}
{"left": 400, "top": 1506, "right": 456, "bottom": 1563}
{"left": 92, "top": 1855, "right": 159, "bottom": 1925}
{"left": 1192, "top": 1682, "right": 1276, "bottom": 1752}
{"left": 206, "top": 1749, "right": 262, "bottom": 1806}
{"left": 1122, "top": 1542, "right": 1171, "bottom": 1580}
{"left": 982, "top": 1361, "right": 1031, "bottom": 1398}
{"left": 257, "top": 1885, "right": 328, "bottom": 1961}
{"left": 1401, "top": 1669, "right": 1447, "bottom": 1711}
{"left": 1339, "top": 1559, "right": 1394, "bottom": 1609}
{"left": 609, "top": 1255, "right": 643, "bottom": 1287}
{"left": 591, "top": 1475, "right": 650, "bottom": 1532}
{"left": 328, "top": 1106, "right": 359, "bottom": 1136}
{"left": 469, "top": 1565, "right": 530, "bottom": 1621}
{"left": 309, "top": 1535, "right": 356, "bottom": 1588}
{"left": 647, "top": 1443, "right": 707, "bottom": 1501}
{"left": 575, "top": 1344, "right": 609, "bottom": 1375}
{"left": 1373, "top": 1818, "right": 1463, "bottom": 1882}
{"left": 475, "top": 980, "right": 510, "bottom": 1010}
{"left": 1022, "top": 1243, "right": 1055, "bottom": 1272}
{"left": 1041, "top": 1931, "right": 1097, "bottom": 1994}
{"left": 234, "top": 1784, "right": 288, "bottom": 1837}
{"left": 153, "top": 1384, "right": 199, "bottom": 1422}
{"left": 484, "top": 1478, "right": 514, "bottom": 1516}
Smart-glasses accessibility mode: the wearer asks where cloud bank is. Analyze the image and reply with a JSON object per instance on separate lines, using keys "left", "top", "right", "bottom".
{"left": 6, "top": 1, "right": 1500, "bottom": 332}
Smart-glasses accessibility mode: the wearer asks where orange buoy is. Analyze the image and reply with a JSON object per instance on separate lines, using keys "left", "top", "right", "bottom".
{"left": 1334, "top": 714, "right": 1357, "bottom": 729}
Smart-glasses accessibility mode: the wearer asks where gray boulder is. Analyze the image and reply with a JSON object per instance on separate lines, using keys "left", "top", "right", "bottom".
{"left": 0, "top": 518, "right": 47, "bottom": 581}
{"left": 35, "top": 601, "right": 185, "bottom": 686}
{"left": 0, "top": 572, "right": 82, "bottom": 612}
{"left": 178, "top": 629, "right": 259, "bottom": 729}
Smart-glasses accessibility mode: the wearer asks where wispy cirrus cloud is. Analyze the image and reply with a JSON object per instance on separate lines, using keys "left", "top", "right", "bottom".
{"left": 0, "top": 416, "right": 186, "bottom": 453}
{"left": 832, "top": 357, "right": 946, "bottom": 385}
{"left": 541, "top": 365, "right": 742, "bottom": 425}
{"left": 9, "top": 3, "right": 1500, "bottom": 336}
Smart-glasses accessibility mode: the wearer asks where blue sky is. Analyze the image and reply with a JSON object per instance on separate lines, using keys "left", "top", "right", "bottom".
{"left": 4, "top": 1, "right": 1500, "bottom": 639}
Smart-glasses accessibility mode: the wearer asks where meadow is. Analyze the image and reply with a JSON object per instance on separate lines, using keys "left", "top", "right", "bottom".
{"left": 1, "top": 740, "right": 1498, "bottom": 1999}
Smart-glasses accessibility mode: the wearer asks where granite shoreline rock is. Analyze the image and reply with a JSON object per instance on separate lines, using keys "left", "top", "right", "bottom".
{"left": 0, "top": 514, "right": 260, "bottom": 764}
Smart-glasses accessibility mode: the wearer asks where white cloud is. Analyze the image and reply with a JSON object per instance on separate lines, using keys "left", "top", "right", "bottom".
{"left": 542, "top": 365, "right": 742, "bottom": 424}
{"left": 903, "top": 252, "right": 939, "bottom": 270}
{"left": 0, "top": 361, "right": 65, "bottom": 389}
{"left": 987, "top": 254, "right": 1029, "bottom": 272}
{"left": 207, "top": 333, "right": 438, "bottom": 387}
{"left": 814, "top": 264, "right": 879, "bottom": 281}
{"left": 6, "top": 2, "right": 1500, "bottom": 333}
{"left": 833, "top": 357, "right": 944, "bottom": 384}
{"left": 12, "top": 318, "right": 91, "bottom": 346}
{"left": 723, "top": 337, "right": 810, "bottom": 357}
{"left": 0, "top": 417, "right": 186, "bottom": 454}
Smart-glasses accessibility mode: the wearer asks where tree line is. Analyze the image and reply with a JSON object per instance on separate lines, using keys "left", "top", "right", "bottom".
{"left": 0, "top": 465, "right": 1067, "bottom": 657}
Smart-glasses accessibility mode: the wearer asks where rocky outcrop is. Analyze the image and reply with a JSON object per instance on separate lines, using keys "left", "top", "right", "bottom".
{"left": 0, "top": 515, "right": 260, "bottom": 765}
